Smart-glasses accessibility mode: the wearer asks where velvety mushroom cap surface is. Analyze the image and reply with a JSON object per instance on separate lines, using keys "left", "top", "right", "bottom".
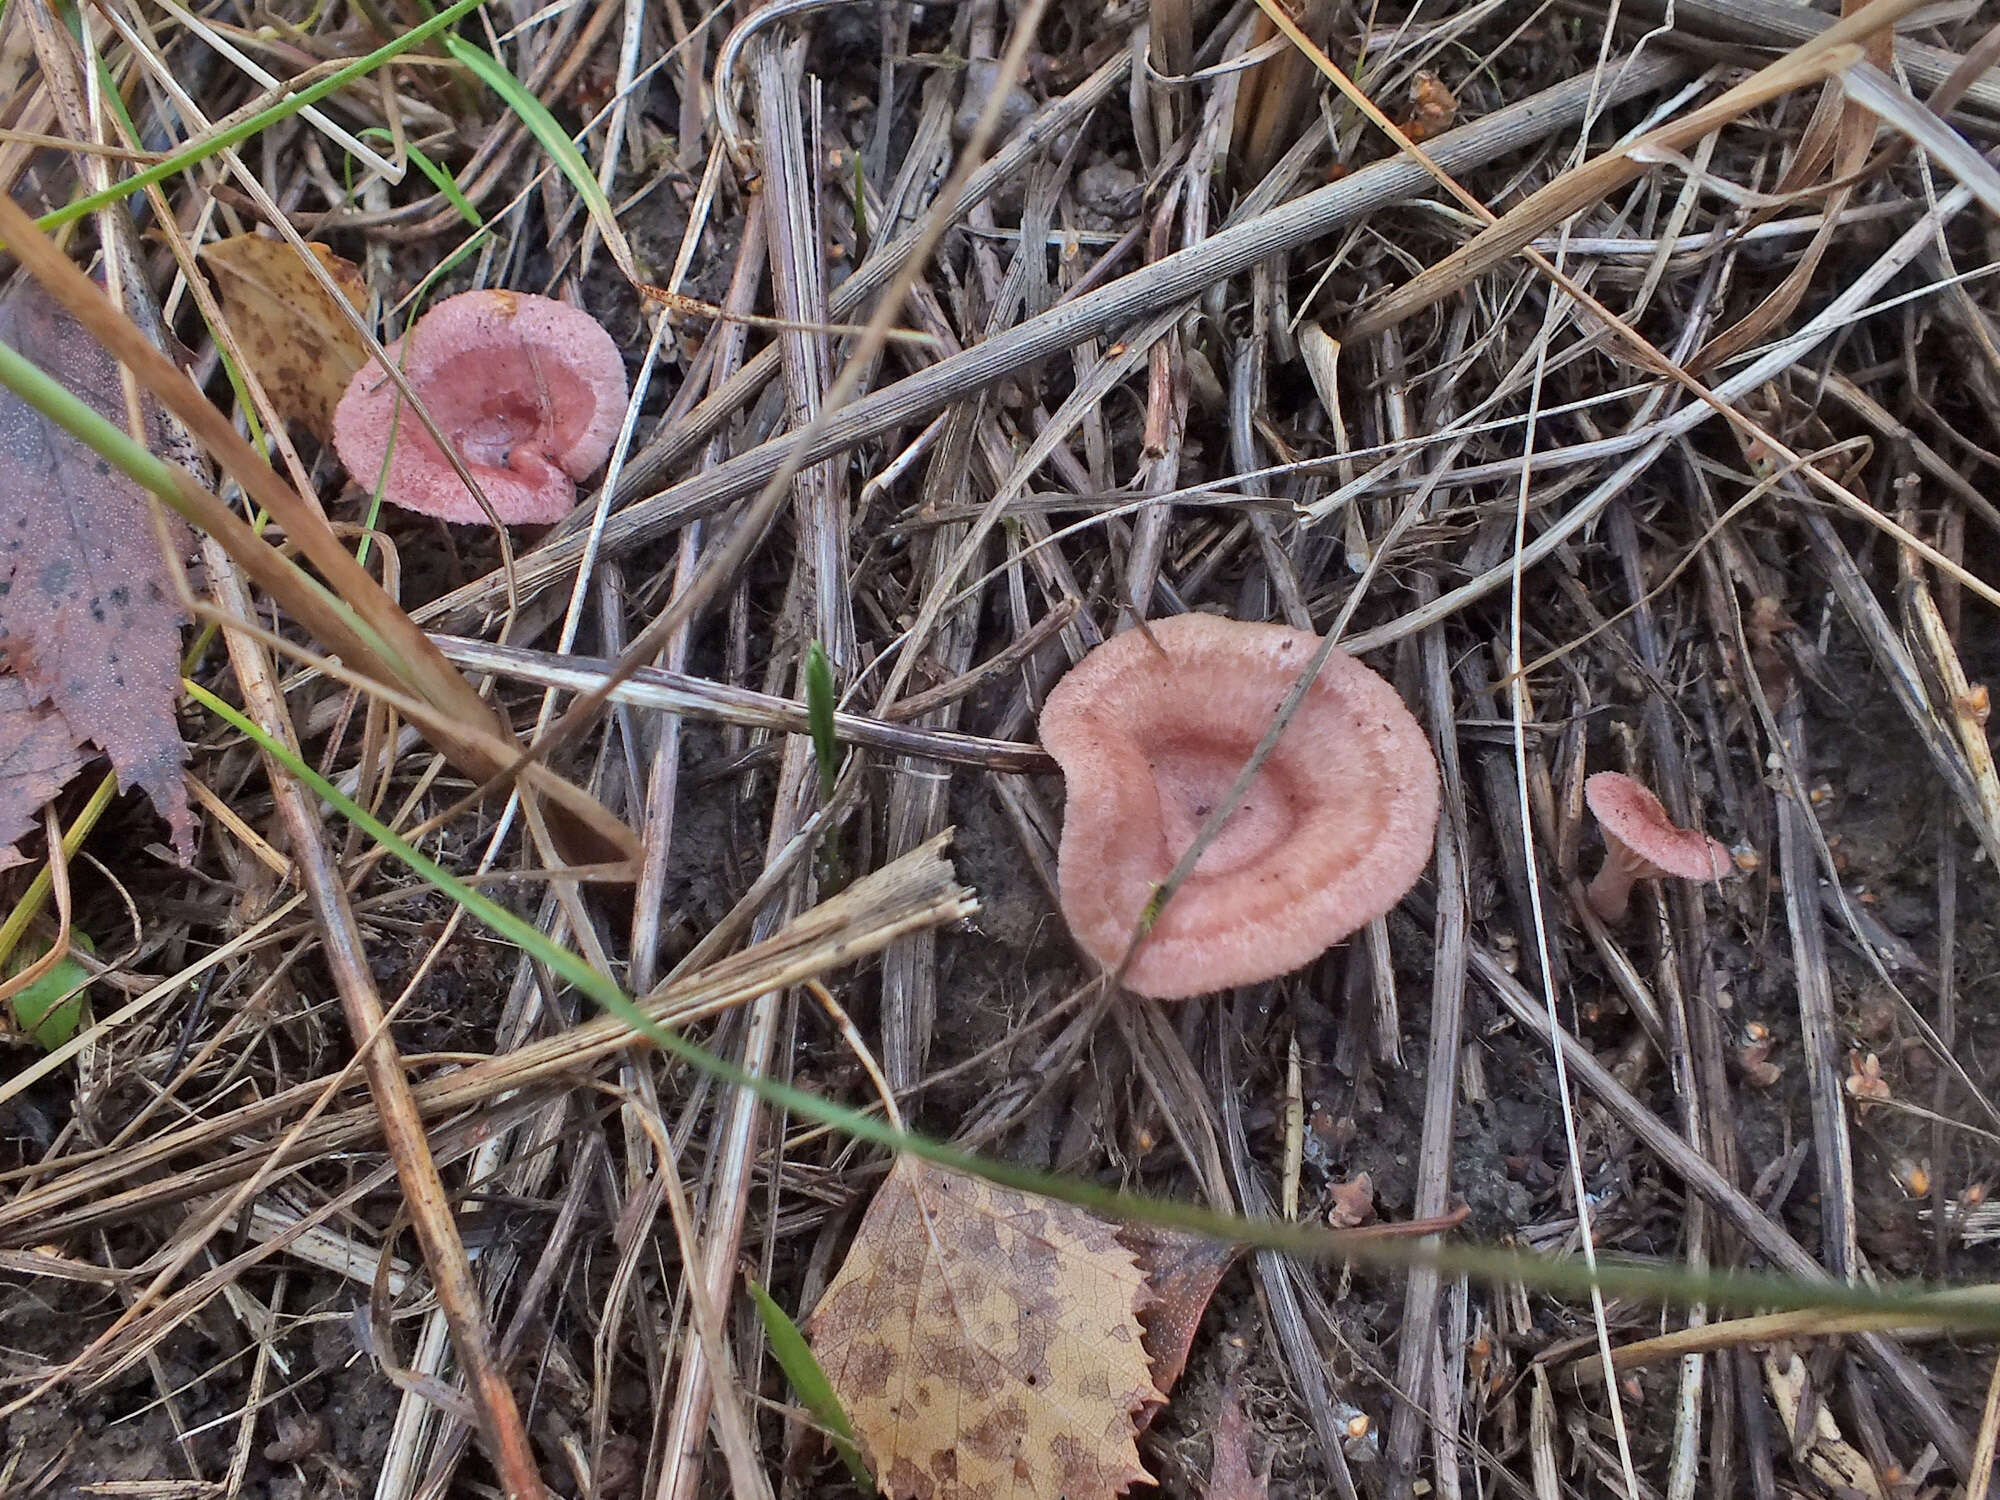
{"left": 1039, "top": 614, "right": 1439, "bottom": 999}
{"left": 332, "top": 290, "right": 627, "bottom": 525}
{"left": 1584, "top": 772, "right": 1732, "bottom": 880}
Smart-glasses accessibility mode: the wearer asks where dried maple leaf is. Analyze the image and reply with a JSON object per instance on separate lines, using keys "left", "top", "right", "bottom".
{"left": 0, "top": 678, "right": 84, "bottom": 869}
{"left": 0, "top": 278, "right": 194, "bottom": 858}
{"left": 200, "top": 234, "right": 369, "bottom": 441}
{"left": 810, "top": 1157, "right": 1162, "bottom": 1500}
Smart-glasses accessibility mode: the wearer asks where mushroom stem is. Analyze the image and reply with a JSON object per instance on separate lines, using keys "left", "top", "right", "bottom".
{"left": 1584, "top": 841, "right": 1661, "bottom": 924}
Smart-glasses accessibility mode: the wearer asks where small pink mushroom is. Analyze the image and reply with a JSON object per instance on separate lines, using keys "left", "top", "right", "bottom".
{"left": 332, "top": 289, "right": 627, "bottom": 525}
{"left": 1039, "top": 614, "right": 1439, "bottom": 999}
{"left": 1583, "top": 771, "right": 1732, "bottom": 923}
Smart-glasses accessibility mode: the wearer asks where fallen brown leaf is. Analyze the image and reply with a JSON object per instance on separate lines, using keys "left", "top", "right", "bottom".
{"left": 810, "top": 1157, "right": 1161, "bottom": 1500}
{"left": 0, "top": 277, "right": 194, "bottom": 858}
{"left": 1204, "top": 1378, "right": 1269, "bottom": 1500}
{"left": 0, "top": 678, "right": 85, "bottom": 869}
{"left": 1398, "top": 70, "right": 1457, "bottom": 142}
{"left": 1327, "top": 1172, "right": 1376, "bottom": 1229}
{"left": 1119, "top": 1221, "right": 1240, "bottom": 1400}
{"left": 200, "top": 234, "right": 369, "bottom": 441}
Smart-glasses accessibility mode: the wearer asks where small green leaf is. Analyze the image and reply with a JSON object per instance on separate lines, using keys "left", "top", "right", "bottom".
{"left": 805, "top": 642, "right": 839, "bottom": 804}
{"left": 8, "top": 931, "right": 93, "bottom": 1050}
{"left": 748, "top": 1277, "right": 872, "bottom": 1490}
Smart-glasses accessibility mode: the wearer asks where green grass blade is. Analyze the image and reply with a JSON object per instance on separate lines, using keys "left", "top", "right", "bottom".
{"left": 361, "top": 131, "right": 485, "bottom": 228}
{"left": 180, "top": 680, "right": 2000, "bottom": 1338}
{"left": 34, "top": 0, "right": 489, "bottom": 235}
{"left": 442, "top": 35, "right": 633, "bottom": 271}
{"left": 748, "top": 1278, "right": 872, "bottom": 1489}
{"left": 806, "top": 641, "right": 839, "bottom": 804}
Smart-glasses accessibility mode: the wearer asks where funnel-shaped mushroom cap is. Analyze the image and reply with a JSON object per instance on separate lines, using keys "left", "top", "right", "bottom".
{"left": 332, "top": 290, "right": 627, "bottom": 525}
{"left": 1584, "top": 773, "right": 1732, "bottom": 881}
{"left": 1039, "top": 615, "right": 1439, "bottom": 999}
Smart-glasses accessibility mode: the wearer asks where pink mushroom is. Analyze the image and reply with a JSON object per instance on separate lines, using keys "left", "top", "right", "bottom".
{"left": 1583, "top": 771, "right": 1732, "bottom": 923}
{"left": 332, "top": 289, "right": 627, "bottom": 525}
{"left": 1038, "top": 614, "right": 1439, "bottom": 999}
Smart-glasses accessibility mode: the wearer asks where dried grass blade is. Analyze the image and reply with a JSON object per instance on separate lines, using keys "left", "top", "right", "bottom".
{"left": 444, "top": 34, "right": 639, "bottom": 281}
{"left": 1345, "top": 0, "right": 1937, "bottom": 343}
{"left": 55, "top": 693, "right": 2000, "bottom": 1370}
{"left": 428, "top": 633, "right": 1054, "bottom": 774}
{"left": 415, "top": 52, "right": 1692, "bottom": 633}
{"left": 36, "top": 0, "right": 482, "bottom": 232}
{"left": 1344, "top": 39, "right": 1870, "bottom": 340}
{"left": 1841, "top": 60, "right": 2000, "bottom": 218}
{"left": 148, "top": 0, "right": 404, "bottom": 183}
{"left": 1688, "top": 0, "right": 1879, "bottom": 373}
{"left": 204, "top": 554, "right": 543, "bottom": 1495}
{"left": 0, "top": 843, "right": 975, "bottom": 1246}
{"left": 1616, "top": 0, "right": 2000, "bottom": 118}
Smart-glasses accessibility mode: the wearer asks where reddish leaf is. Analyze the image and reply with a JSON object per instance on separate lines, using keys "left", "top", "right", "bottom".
{"left": 1119, "top": 1222, "right": 1240, "bottom": 1400}
{"left": 0, "top": 278, "right": 193, "bottom": 858}
{"left": 1205, "top": 1379, "right": 1269, "bottom": 1500}
{"left": 0, "top": 677, "right": 85, "bottom": 869}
